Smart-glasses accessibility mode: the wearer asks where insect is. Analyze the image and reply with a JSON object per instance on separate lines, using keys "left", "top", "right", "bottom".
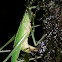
{"left": 0, "top": 7, "right": 47, "bottom": 62}
{"left": 11, "top": 10, "right": 38, "bottom": 62}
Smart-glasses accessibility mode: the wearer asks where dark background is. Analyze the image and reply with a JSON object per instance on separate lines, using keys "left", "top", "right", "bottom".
{"left": 0, "top": 1, "right": 43, "bottom": 62}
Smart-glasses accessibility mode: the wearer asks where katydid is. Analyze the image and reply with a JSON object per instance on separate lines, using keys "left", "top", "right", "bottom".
{"left": 11, "top": 10, "right": 38, "bottom": 62}
{"left": 0, "top": 8, "right": 47, "bottom": 62}
{"left": 2, "top": 10, "right": 38, "bottom": 62}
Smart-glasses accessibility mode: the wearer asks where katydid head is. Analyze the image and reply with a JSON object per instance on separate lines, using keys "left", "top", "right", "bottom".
{"left": 26, "top": 7, "right": 36, "bottom": 21}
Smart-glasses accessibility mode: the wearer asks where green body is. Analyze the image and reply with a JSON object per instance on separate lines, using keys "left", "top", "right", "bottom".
{"left": 1, "top": 9, "right": 47, "bottom": 62}
{"left": 11, "top": 11, "right": 31, "bottom": 62}
{"left": 3, "top": 10, "right": 37, "bottom": 62}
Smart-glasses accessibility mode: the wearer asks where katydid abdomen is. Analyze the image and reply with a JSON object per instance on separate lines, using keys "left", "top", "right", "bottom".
{"left": 11, "top": 10, "right": 38, "bottom": 62}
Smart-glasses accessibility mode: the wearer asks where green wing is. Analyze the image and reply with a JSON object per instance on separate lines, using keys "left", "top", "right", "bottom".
{"left": 11, "top": 11, "right": 30, "bottom": 62}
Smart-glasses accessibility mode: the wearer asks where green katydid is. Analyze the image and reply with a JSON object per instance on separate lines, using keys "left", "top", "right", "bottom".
{"left": 0, "top": 7, "right": 47, "bottom": 62}
{"left": 2, "top": 9, "right": 38, "bottom": 62}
